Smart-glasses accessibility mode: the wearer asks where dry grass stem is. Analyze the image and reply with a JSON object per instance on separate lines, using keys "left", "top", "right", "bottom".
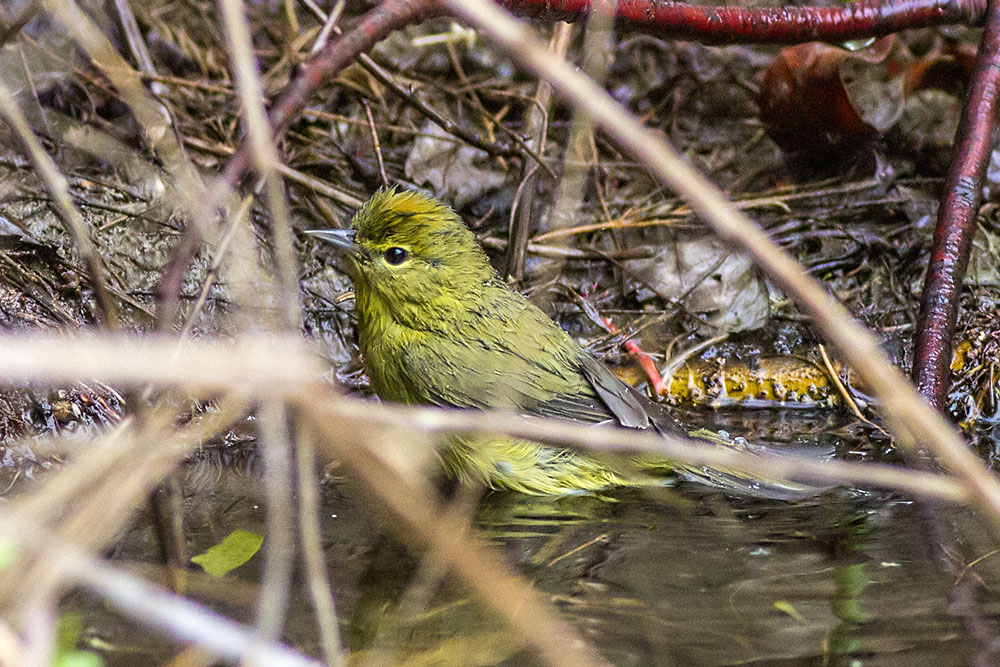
{"left": 254, "top": 400, "right": 297, "bottom": 642}
{"left": 0, "top": 333, "right": 323, "bottom": 395}
{"left": 220, "top": 0, "right": 301, "bottom": 331}
{"left": 296, "top": 424, "right": 346, "bottom": 667}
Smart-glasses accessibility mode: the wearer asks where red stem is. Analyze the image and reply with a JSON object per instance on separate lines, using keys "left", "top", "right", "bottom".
{"left": 504, "top": 0, "right": 984, "bottom": 44}
{"left": 625, "top": 339, "right": 667, "bottom": 395}
{"left": 601, "top": 317, "right": 667, "bottom": 395}
{"left": 912, "top": 0, "right": 1000, "bottom": 412}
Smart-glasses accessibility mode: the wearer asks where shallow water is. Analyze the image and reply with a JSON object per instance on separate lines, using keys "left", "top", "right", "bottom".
{"left": 58, "top": 408, "right": 1000, "bottom": 667}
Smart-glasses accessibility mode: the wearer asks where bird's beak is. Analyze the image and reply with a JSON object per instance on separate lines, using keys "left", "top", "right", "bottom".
{"left": 305, "top": 228, "right": 361, "bottom": 258}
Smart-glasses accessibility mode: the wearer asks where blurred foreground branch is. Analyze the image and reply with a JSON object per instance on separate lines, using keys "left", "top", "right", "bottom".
{"left": 0, "top": 509, "right": 321, "bottom": 667}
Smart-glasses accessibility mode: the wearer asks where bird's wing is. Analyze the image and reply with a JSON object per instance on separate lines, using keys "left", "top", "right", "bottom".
{"left": 574, "top": 354, "right": 651, "bottom": 429}
{"left": 575, "top": 353, "right": 689, "bottom": 436}
{"left": 414, "top": 347, "right": 622, "bottom": 425}
{"left": 399, "top": 328, "right": 630, "bottom": 426}
{"left": 527, "top": 383, "right": 618, "bottom": 425}
{"left": 392, "top": 290, "right": 678, "bottom": 431}
{"left": 528, "top": 351, "right": 688, "bottom": 434}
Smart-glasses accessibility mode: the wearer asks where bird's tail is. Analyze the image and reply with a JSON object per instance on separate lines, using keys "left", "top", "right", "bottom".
{"left": 638, "top": 428, "right": 835, "bottom": 501}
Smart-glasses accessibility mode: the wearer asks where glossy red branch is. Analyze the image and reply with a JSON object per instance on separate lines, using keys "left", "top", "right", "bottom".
{"left": 912, "top": 0, "right": 1000, "bottom": 411}
{"left": 504, "top": 0, "right": 984, "bottom": 44}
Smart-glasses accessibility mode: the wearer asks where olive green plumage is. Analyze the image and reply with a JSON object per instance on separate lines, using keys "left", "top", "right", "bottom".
{"left": 308, "top": 189, "right": 799, "bottom": 496}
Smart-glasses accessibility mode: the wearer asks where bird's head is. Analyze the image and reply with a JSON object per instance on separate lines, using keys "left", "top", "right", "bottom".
{"left": 307, "top": 189, "right": 497, "bottom": 327}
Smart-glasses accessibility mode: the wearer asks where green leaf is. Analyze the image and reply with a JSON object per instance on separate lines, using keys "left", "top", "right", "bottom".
{"left": 773, "top": 600, "right": 806, "bottom": 622}
{"left": 54, "top": 651, "right": 104, "bottom": 667}
{"left": 53, "top": 613, "right": 104, "bottom": 667}
{"left": 0, "top": 539, "right": 17, "bottom": 570}
{"left": 55, "top": 613, "right": 84, "bottom": 656}
{"left": 191, "top": 529, "right": 264, "bottom": 578}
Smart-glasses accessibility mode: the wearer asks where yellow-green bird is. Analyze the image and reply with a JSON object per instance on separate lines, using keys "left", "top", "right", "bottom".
{"left": 308, "top": 189, "right": 804, "bottom": 497}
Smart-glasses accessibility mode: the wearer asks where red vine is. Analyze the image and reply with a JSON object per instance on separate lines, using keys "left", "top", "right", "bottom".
{"left": 912, "top": 0, "right": 1000, "bottom": 412}
{"left": 505, "top": 0, "right": 984, "bottom": 44}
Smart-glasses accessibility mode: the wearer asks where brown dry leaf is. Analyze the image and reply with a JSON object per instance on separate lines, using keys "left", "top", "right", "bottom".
{"left": 903, "top": 40, "right": 975, "bottom": 97}
{"left": 759, "top": 38, "right": 905, "bottom": 151}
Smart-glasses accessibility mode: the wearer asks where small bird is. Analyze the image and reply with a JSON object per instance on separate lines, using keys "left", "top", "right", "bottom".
{"left": 308, "top": 189, "right": 804, "bottom": 496}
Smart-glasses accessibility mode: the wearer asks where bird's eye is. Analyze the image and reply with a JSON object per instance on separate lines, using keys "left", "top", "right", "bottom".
{"left": 383, "top": 247, "right": 408, "bottom": 265}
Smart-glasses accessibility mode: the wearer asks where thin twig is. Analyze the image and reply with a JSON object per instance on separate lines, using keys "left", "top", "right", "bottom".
{"left": 296, "top": 423, "right": 346, "bottom": 667}
{"left": 818, "top": 343, "right": 889, "bottom": 436}
{"left": 307, "top": 0, "right": 345, "bottom": 56}
{"left": 506, "top": 22, "right": 571, "bottom": 280}
{"left": 481, "top": 235, "right": 655, "bottom": 260}
{"left": 659, "top": 333, "right": 729, "bottom": 395}
{"left": 255, "top": 400, "right": 296, "bottom": 643}
{"left": 362, "top": 99, "right": 390, "bottom": 187}
{"left": 220, "top": 0, "right": 302, "bottom": 331}
{"left": 111, "top": 0, "right": 166, "bottom": 95}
